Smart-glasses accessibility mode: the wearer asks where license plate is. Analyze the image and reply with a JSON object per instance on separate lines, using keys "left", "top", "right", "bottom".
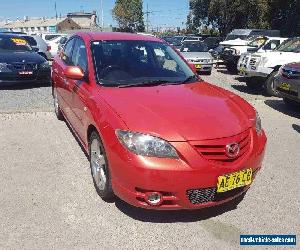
{"left": 19, "top": 71, "right": 33, "bottom": 75}
{"left": 279, "top": 82, "right": 291, "bottom": 91}
{"left": 217, "top": 168, "right": 252, "bottom": 193}
{"left": 194, "top": 64, "right": 202, "bottom": 69}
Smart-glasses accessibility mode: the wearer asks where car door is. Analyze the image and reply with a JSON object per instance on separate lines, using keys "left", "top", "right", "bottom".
{"left": 68, "top": 37, "right": 90, "bottom": 141}
{"left": 54, "top": 37, "right": 76, "bottom": 123}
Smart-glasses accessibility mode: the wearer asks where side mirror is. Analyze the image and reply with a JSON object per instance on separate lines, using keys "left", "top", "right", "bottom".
{"left": 64, "top": 66, "right": 84, "bottom": 80}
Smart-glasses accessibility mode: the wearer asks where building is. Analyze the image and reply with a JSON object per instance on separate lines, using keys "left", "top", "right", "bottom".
{"left": 67, "top": 11, "right": 98, "bottom": 29}
{"left": 0, "top": 11, "right": 98, "bottom": 33}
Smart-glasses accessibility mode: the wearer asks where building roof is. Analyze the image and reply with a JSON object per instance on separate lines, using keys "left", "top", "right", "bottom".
{"left": 1, "top": 17, "right": 67, "bottom": 29}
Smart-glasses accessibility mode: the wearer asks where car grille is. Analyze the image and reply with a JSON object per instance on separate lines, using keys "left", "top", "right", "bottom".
{"left": 8, "top": 62, "right": 38, "bottom": 71}
{"left": 191, "top": 129, "right": 251, "bottom": 165}
{"left": 248, "top": 56, "right": 260, "bottom": 70}
{"left": 187, "top": 187, "right": 247, "bottom": 204}
{"left": 186, "top": 169, "right": 258, "bottom": 205}
{"left": 282, "top": 68, "right": 300, "bottom": 79}
{"left": 189, "top": 59, "right": 209, "bottom": 63}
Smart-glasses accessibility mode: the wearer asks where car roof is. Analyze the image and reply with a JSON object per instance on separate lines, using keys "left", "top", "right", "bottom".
{"left": 74, "top": 32, "right": 164, "bottom": 43}
{"left": 0, "top": 33, "right": 25, "bottom": 38}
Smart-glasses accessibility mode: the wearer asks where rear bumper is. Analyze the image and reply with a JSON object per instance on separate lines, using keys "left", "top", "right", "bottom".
{"left": 108, "top": 129, "right": 267, "bottom": 210}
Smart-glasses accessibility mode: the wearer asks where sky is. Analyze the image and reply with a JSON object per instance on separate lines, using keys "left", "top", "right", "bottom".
{"left": 0, "top": 0, "right": 190, "bottom": 28}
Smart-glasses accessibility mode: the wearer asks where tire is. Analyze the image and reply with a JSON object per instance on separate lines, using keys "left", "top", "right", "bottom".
{"left": 89, "top": 131, "right": 114, "bottom": 201}
{"left": 245, "top": 78, "right": 263, "bottom": 89}
{"left": 53, "top": 88, "right": 64, "bottom": 120}
{"left": 283, "top": 98, "right": 300, "bottom": 110}
{"left": 265, "top": 71, "right": 279, "bottom": 96}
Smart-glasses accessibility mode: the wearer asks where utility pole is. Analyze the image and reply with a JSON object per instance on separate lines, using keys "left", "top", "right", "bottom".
{"left": 100, "top": 0, "right": 104, "bottom": 28}
{"left": 144, "top": 4, "right": 153, "bottom": 32}
{"left": 55, "top": 2, "right": 58, "bottom": 20}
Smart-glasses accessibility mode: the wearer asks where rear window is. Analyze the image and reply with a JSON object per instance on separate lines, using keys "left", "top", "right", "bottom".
{"left": 0, "top": 36, "right": 32, "bottom": 51}
{"left": 45, "top": 35, "right": 60, "bottom": 41}
{"left": 22, "top": 36, "right": 37, "bottom": 46}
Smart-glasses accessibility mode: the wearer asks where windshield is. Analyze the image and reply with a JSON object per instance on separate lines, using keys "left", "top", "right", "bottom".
{"left": 180, "top": 42, "right": 208, "bottom": 52}
{"left": 0, "top": 36, "right": 32, "bottom": 51}
{"left": 277, "top": 38, "right": 300, "bottom": 52}
{"left": 225, "top": 35, "right": 248, "bottom": 41}
{"left": 91, "top": 40, "right": 195, "bottom": 86}
{"left": 248, "top": 37, "right": 268, "bottom": 47}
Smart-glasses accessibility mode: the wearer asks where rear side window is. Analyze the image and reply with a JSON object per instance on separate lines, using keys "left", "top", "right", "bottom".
{"left": 62, "top": 38, "right": 75, "bottom": 65}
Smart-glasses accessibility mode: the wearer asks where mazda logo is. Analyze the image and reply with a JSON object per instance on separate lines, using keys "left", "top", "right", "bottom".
{"left": 226, "top": 143, "right": 240, "bottom": 158}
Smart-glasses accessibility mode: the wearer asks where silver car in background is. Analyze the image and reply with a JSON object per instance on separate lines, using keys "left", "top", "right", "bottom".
{"left": 180, "top": 41, "right": 213, "bottom": 75}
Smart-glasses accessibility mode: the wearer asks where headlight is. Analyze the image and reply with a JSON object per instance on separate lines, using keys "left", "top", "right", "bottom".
{"left": 255, "top": 111, "right": 262, "bottom": 134}
{"left": 116, "top": 130, "right": 179, "bottom": 158}
{"left": 0, "top": 63, "right": 9, "bottom": 72}
{"left": 40, "top": 61, "right": 50, "bottom": 69}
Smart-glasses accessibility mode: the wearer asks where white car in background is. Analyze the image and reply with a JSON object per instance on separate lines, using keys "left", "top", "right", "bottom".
{"left": 47, "top": 35, "right": 68, "bottom": 58}
{"left": 238, "top": 37, "right": 300, "bottom": 96}
{"left": 39, "top": 33, "right": 64, "bottom": 42}
{"left": 237, "top": 37, "right": 288, "bottom": 74}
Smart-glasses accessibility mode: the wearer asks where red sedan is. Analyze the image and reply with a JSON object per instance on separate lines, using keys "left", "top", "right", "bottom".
{"left": 52, "top": 32, "right": 267, "bottom": 210}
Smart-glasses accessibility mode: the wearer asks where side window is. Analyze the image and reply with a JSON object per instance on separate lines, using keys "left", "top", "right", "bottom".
{"left": 62, "top": 38, "right": 75, "bottom": 65}
{"left": 263, "top": 40, "right": 280, "bottom": 50}
{"left": 72, "top": 38, "right": 88, "bottom": 73}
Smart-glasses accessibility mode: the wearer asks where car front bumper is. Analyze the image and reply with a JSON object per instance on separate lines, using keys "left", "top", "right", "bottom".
{"left": 191, "top": 63, "right": 213, "bottom": 72}
{"left": 108, "top": 128, "right": 267, "bottom": 210}
{"left": 0, "top": 69, "right": 51, "bottom": 85}
{"left": 274, "top": 75, "right": 300, "bottom": 102}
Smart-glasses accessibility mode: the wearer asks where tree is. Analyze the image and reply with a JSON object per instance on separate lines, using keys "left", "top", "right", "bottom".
{"left": 267, "top": 0, "right": 300, "bottom": 36}
{"left": 188, "top": 0, "right": 300, "bottom": 36}
{"left": 112, "top": 0, "right": 145, "bottom": 32}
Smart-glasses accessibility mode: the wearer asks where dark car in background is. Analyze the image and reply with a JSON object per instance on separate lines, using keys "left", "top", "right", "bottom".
{"left": 0, "top": 34, "right": 51, "bottom": 86}
{"left": 274, "top": 63, "right": 300, "bottom": 109}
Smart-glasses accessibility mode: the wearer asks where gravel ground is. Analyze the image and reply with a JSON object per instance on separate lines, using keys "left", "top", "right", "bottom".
{"left": 0, "top": 68, "right": 299, "bottom": 249}
{"left": 0, "top": 83, "right": 52, "bottom": 113}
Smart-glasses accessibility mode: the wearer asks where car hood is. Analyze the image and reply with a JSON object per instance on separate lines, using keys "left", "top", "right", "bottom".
{"left": 181, "top": 52, "right": 212, "bottom": 59}
{"left": 220, "top": 39, "right": 248, "bottom": 46}
{"left": 99, "top": 82, "right": 254, "bottom": 141}
{"left": 0, "top": 51, "right": 45, "bottom": 64}
{"left": 285, "top": 62, "right": 300, "bottom": 69}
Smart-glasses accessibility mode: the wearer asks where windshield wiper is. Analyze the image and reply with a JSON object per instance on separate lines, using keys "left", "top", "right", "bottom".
{"left": 179, "top": 75, "right": 198, "bottom": 84}
{"left": 117, "top": 80, "right": 174, "bottom": 88}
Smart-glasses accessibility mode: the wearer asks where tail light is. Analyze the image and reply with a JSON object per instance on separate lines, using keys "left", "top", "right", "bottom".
{"left": 47, "top": 45, "right": 51, "bottom": 51}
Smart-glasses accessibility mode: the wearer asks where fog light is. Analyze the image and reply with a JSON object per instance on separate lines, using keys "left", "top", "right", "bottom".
{"left": 145, "top": 192, "right": 163, "bottom": 206}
